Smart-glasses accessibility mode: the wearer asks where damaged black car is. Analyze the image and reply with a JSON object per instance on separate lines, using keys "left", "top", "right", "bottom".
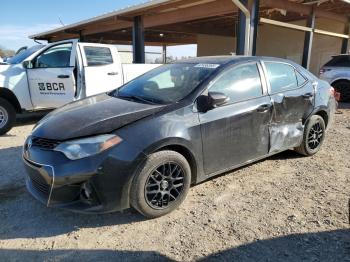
{"left": 23, "top": 56, "right": 336, "bottom": 218}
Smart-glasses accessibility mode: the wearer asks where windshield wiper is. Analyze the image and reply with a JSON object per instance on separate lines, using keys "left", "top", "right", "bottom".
{"left": 117, "top": 94, "right": 159, "bottom": 105}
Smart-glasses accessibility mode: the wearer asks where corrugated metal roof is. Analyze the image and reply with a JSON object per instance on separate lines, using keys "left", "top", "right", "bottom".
{"left": 29, "top": 0, "right": 173, "bottom": 39}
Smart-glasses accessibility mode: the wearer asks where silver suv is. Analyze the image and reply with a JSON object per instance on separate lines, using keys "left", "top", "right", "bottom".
{"left": 319, "top": 54, "right": 350, "bottom": 102}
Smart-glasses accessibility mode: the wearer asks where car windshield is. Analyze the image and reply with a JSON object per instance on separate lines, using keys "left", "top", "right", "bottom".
{"left": 112, "top": 63, "right": 220, "bottom": 104}
{"left": 7, "top": 45, "right": 45, "bottom": 64}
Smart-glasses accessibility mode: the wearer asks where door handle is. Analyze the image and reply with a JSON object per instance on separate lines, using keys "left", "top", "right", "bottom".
{"left": 257, "top": 104, "right": 272, "bottom": 113}
{"left": 107, "top": 72, "right": 119, "bottom": 76}
{"left": 302, "top": 93, "right": 314, "bottom": 99}
{"left": 57, "top": 75, "right": 70, "bottom": 79}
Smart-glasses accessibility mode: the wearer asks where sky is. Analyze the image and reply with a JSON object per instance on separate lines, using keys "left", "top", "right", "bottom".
{"left": 0, "top": 0, "right": 196, "bottom": 57}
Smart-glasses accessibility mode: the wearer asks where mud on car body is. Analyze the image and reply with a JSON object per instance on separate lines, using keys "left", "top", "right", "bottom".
{"left": 23, "top": 56, "right": 336, "bottom": 218}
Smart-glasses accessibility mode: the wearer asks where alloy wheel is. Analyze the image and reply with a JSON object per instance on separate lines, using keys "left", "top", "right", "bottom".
{"left": 307, "top": 121, "right": 324, "bottom": 150}
{"left": 0, "top": 106, "right": 8, "bottom": 129}
{"left": 145, "top": 162, "right": 185, "bottom": 209}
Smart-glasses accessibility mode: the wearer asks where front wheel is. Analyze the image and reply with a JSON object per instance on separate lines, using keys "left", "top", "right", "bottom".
{"left": 130, "top": 150, "right": 191, "bottom": 218}
{"left": 294, "top": 115, "right": 326, "bottom": 156}
{"left": 0, "top": 98, "right": 16, "bottom": 135}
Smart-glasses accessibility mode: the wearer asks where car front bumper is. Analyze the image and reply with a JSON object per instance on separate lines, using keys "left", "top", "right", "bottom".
{"left": 23, "top": 138, "right": 146, "bottom": 214}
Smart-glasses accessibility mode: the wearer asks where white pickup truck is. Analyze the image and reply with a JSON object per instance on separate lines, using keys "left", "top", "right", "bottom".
{"left": 0, "top": 39, "right": 160, "bottom": 135}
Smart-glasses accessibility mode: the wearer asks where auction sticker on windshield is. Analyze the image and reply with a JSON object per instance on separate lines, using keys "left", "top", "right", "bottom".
{"left": 194, "top": 64, "right": 220, "bottom": 69}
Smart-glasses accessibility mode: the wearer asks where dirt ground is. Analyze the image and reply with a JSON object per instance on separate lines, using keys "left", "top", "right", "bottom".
{"left": 0, "top": 105, "right": 349, "bottom": 262}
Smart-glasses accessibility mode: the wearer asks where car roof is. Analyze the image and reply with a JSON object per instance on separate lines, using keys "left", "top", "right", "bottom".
{"left": 332, "top": 54, "right": 350, "bottom": 57}
{"left": 175, "top": 55, "right": 294, "bottom": 66}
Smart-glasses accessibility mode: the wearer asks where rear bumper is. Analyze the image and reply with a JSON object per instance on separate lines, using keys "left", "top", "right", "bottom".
{"left": 23, "top": 138, "right": 147, "bottom": 214}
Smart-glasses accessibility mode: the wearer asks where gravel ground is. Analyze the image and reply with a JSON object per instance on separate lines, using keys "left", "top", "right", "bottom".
{"left": 0, "top": 106, "right": 349, "bottom": 262}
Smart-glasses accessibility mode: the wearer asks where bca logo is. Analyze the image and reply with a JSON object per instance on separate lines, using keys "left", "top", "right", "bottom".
{"left": 38, "top": 83, "right": 65, "bottom": 91}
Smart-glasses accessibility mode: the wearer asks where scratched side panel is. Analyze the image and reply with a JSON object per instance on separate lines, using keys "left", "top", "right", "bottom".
{"left": 268, "top": 82, "right": 314, "bottom": 153}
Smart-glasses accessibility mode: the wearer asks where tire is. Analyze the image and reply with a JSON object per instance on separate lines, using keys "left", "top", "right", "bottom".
{"left": 130, "top": 150, "right": 191, "bottom": 218}
{"left": 0, "top": 98, "right": 16, "bottom": 135}
{"left": 294, "top": 115, "right": 326, "bottom": 156}
{"left": 333, "top": 81, "right": 350, "bottom": 102}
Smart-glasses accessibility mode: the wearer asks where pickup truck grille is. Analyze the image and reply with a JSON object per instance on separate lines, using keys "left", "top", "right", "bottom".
{"left": 31, "top": 137, "right": 61, "bottom": 150}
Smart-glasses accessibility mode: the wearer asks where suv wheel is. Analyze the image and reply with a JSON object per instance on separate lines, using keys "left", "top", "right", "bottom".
{"left": 0, "top": 98, "right": 16, "bottom": 135}
{"left": 333, "top": 81, "right": 350, "bottom": 102}
{"left": 130, "top": 150, "right": 191, "bottom": 218}
{"left": 294, "top": 115, "right": 326, "bottom": 156}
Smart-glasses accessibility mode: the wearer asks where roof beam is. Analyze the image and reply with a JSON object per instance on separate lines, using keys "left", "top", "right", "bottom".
{"left": 86, "top": 33, "right": 196, "bottom": 45}
{"left": 261, "top": 0, "right": 348, "bottom": 23}
{"left": 144, "top": 0, "right": 237, "bottom": 28}
{"left": 82, "top": 20, "right": 132, "bottom": 35}
{"left": 151, "top": 23, "right": 235, "bottom": 37}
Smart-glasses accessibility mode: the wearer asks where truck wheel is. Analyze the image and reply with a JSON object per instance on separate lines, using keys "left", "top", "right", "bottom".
{"left": 130, "top": 150, "right": 191, "bottom": 218}
{"left": 0, "top": 98, "right": 16, "bottom": 135}
{"left": 333, "top": 81, "right": 350, "bottom": 102}
{"left": 294, "top": 115, "right": 326, "bottom": 156}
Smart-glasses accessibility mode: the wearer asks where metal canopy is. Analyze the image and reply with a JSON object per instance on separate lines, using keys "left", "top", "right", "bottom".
{"left": 30, "top": 0, "right": 350, "bottom": 47}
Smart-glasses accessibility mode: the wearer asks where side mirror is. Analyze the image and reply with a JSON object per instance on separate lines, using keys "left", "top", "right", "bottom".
{"left": 197, "top": 91, "right": 229, "bottom": 112}
{"left": 22, "top": 60, "right": 33, "bottom": 69}
{"left": 208, "top": 92, "right": 229, "bottom": 107}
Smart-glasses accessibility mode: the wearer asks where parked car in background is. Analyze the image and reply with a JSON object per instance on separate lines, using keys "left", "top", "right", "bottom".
{"left": 0, "top": 39, "right": 160, "bottom": 135}
{"left": 23, "top": 56, "right": 336, "bottom": 218}
{"left": 319, "top": 54, "right": 350, "bottom": 102}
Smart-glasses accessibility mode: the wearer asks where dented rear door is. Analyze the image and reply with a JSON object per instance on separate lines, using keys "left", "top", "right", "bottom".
{"left": 262, "top": 61, "right": 314, "bottom": 153}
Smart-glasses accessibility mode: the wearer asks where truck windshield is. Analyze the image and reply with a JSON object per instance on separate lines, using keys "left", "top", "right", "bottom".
{"left": 113, "top": 63, "right": 220, "bottom": 104}
{"left": 7, "top": 45, "right": 45, "bottom": 64}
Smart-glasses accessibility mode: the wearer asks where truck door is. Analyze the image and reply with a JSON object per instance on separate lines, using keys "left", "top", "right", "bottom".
{"left": 27, "top": 41, "right": 77, "bottom": 109}
{"left": 79, "top": 43, "right": 123, "bottom": 97}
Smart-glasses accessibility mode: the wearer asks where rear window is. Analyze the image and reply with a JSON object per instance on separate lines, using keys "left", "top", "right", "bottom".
{"left": 84, "top": 47, "right": 113, "bottom": 66}
{"left": 324, "top": 56, "right": 350, "bottom": 67}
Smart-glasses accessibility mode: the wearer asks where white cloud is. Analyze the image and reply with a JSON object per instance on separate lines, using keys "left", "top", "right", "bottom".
{"left": 0, "top": 24, "right": 61, "bottom": 51}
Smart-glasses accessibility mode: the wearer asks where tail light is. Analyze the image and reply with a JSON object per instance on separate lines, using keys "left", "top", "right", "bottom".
{"left": 330, "top": 86, "right": 340, "bottom": 101}
{"left": 319, "top": 68, "right": 331, "bottom": 75}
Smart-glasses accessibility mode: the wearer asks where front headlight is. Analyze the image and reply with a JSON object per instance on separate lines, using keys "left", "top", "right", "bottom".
{"left": 54, "top": 134, "right": 122, "bottom": 160}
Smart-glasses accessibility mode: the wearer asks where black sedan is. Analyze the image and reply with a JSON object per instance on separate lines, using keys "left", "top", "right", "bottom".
{"left": 23, "top": 56, "right": 336, "bottom": 218}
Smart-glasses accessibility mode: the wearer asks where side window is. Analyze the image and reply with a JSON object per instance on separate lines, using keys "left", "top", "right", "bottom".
{"left": 84, "top": 47, "right": 113, "bottom": 66}
{"left": 265, "top": 62, "right": 298, "bottom": 93}
{"left": 295, "top": 70, "right": 307, "bottom": 86}
{"left": 209, "top": 63, "right": 263, "bottom": 103}
{"left": 35, "top": 43, "right": 72, "bottom": 68}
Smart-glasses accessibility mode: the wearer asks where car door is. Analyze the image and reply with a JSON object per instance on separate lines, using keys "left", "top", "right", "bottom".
{"left": 79, "top": 43, "right": 123, "bottom": 97}
{"left": 27, "top": 41, "right": 77, "bottom": 109}
{"left": 198, "top": 62, "right": 272, "bottom": 175}
{"left": 261, "top": 61, "right": 315, "bottom": 153}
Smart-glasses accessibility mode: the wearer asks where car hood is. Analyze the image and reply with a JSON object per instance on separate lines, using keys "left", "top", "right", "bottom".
{"left": 32, "top": 93, "right": 166, "bottom": 140}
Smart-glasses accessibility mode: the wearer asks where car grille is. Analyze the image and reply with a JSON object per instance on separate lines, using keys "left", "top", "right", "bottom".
{"left": 31, "top": 137, "right": 60, "bottom": 150}
{"left": 27, "top": 171, "right": 51, "bottom": 196}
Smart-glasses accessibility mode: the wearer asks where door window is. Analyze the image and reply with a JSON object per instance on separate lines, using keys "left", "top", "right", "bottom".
{"left": 295, "top": 70, "right": 307, "bottom": 86}
{"left": 34, "top": 43, "right": 72, "bottom": 68}
{"left": 84, "top": 47, "right": 113, "bottom": 66}
{"left": 209, "top": 63, "right": 263, "bottom": 103}
{"left": 265, "top": 62, "right": 299, "bottom": 93}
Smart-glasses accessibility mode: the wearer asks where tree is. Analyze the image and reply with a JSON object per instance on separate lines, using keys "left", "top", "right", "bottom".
{"left": 0, "top": 46, "right": 15, "bottom": 58}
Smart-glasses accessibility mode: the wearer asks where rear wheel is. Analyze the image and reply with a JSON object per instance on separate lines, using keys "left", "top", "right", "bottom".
{"left": 130, "top": 150, "right": 191, "bottom": 218}
{"left": 333, "top": 80, "right": 350, "bottom": 102}
{"left": 294, "top": 115, "right": 326, "bottom": 156}
{"left": 0, "top": 98, "right": 16, "bottom": 135}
